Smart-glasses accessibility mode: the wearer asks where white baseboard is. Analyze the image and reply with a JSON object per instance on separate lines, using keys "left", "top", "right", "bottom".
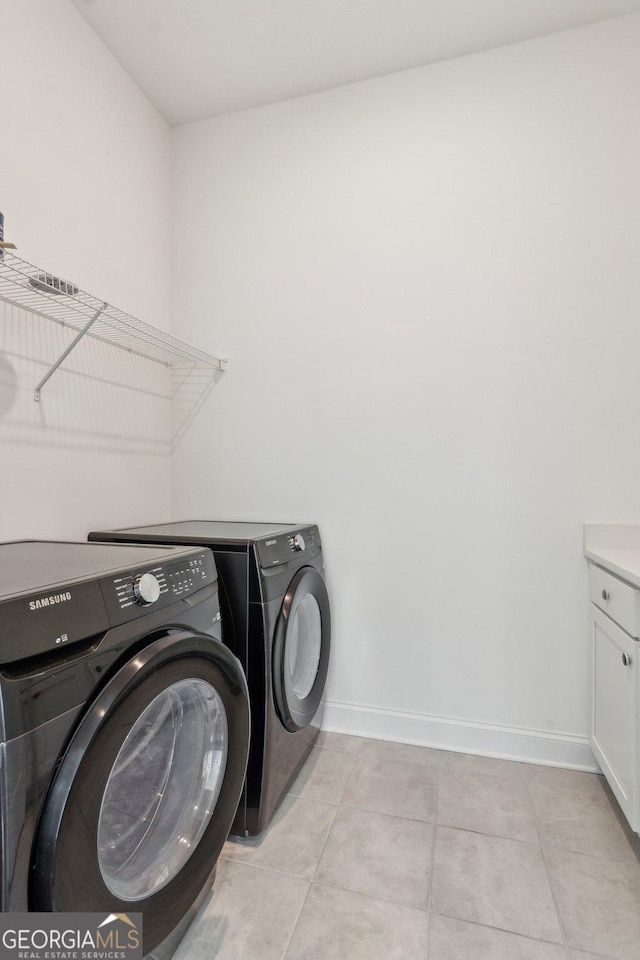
{"left": 321, "top": 699, "right": 599, "bottom": 772}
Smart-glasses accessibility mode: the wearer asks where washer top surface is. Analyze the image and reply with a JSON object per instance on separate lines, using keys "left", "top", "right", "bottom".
{"left": 104, "top": 520, "right": 307, "bottom": 545}
{"left": 0, "top": 540, "right": 204, "bottom": 600}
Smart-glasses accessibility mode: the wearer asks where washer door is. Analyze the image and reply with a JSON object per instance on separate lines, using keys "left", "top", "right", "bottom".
{"left": 272, "top": 567, "right": 331, "bottom": 732}
{"left": 30, "top": 632, "right": 249, "bottom": 954}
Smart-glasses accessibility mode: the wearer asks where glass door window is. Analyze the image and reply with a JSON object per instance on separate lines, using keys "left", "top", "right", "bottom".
{"left": 287, "top": 594, "right": 322, "bottom": 701}
{"left": 273, "top": 568, "right": 331, "bottom": 732}
{"left": 98, "top": 678, "right": 228, "bottom": 901}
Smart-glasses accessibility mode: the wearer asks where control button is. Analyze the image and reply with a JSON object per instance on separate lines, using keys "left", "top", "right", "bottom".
{"left": 133, "top": 572, "right": 161, "bottom": 606}
{"left": 290, "top": 534, "right": 306, "bottom": 552}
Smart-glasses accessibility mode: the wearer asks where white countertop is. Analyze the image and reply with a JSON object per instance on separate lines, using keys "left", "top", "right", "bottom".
{"left": 584, "top": 524, "right": 640, "bottom": 588}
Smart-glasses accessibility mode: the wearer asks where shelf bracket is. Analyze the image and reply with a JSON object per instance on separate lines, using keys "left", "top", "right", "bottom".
{"left": 34, "top": 302, "right": 108, "bottom": 402}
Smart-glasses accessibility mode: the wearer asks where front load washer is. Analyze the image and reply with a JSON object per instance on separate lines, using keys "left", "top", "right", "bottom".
{"left": 0, "top": 540, "right": 249, "bottom": 956}
{"left": 89, "top": 522, "right": 331, "bottom": 838}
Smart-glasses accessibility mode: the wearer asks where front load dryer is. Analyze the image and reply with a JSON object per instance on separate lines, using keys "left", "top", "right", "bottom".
{"left": 0, "top": 540, "right": 249, "bottom": 956}
{"left": 89, "top": 521, "right": 331, "bottom": 838}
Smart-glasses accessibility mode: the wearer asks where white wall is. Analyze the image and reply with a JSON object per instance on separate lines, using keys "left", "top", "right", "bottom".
{"left": 171, "top": 14, "right": 640, "bottom": 766}
{"left": 0, "top": 0, "right": 172, "bottom": 541}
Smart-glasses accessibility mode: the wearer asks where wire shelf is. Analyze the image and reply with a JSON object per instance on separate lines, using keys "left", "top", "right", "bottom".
{"left": 0, "top": 249, "right": 226, "bottom": 402}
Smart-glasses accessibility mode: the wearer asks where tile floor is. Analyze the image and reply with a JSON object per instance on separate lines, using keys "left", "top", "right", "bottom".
{"left": 173, "top": 733, "right": 640, "bottom": 960}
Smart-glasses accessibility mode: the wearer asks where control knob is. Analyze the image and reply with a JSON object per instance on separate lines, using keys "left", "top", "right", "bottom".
{"left": 133, "top": 572, "right": 161, "bottom": 606}
{"left": 291, "top": 534, "right": 306, "bottom": 552}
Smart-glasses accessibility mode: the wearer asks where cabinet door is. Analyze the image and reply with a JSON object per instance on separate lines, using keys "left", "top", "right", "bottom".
{"left": 590, "top": 603, "right": 638, "bottom": 830}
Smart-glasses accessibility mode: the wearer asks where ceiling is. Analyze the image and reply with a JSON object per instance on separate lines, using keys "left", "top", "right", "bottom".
{"left": 71, "top": 0, "right": 640, "bottom": 126}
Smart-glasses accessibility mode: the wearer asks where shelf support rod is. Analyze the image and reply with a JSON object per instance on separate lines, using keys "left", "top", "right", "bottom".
{"left": 34, "top": 302, "right": 108, "bottom": 402}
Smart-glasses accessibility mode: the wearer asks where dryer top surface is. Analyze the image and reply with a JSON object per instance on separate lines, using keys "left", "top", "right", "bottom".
{"left": 98, "top": 520, "right": 307, "bottom": 546}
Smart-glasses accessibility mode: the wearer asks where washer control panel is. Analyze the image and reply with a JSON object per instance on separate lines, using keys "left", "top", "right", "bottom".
{"left": 289, "top": 533, "right": 306, "bottom": 552}
{"left": 256, "top": 526, "right": 321, "bottom": 567}
{"left": 113, "top": 565, "right": 168, "bottom": 611}
{"left": 166, "top": 553, "right": 211, "bottom": 597}
{"left": 0, "top": 546, "right": 217, "bottom": 664}
{"left": 101, "top": 549, "right": 216, "bottom": 626}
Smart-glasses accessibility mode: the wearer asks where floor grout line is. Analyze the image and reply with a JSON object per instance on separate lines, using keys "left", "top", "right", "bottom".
{"left": 279, "top": 738, "right": 359, "bottom": 960}
{"left": 428, "top": 909, "right": 576, "bottom": 950}
{"left": 310, "top": 876, "right": 429, "bottom": 913}
{"left": 527, "top": 778, "right": 571, "bottom": 959}
{"left": 309, "top": 801, "right": 341, "bottom": 885}
{"left": 285, "top": 738, "right": 361, "bottom": 805}
{"left": 218, "top": 855, "right": 319, "bottom": 883}
{"left": 424, "top": 748, "right": 441, "bottom": 959}
{"left": 337, "top": 800, "right": 435, "bottom": 824}
{"left": 279, "top": 876, "right": 313, "bottom": 960}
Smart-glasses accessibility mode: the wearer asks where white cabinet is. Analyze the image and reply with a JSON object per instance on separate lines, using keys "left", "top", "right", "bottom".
{"left": 588, "top": 564, "right": 640, "bottom": 832}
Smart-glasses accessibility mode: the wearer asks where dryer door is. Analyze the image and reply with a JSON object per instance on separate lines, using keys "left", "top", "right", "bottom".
{"left": 272, "top": 567, "right": 331, "bottom": 732}
{"left": 30, "top": 632, "right": 249, "bottom": 955}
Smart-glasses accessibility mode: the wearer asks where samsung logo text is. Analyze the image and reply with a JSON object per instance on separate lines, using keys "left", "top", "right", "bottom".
{"left": 29, "top": 592, "right": 72, "bottom": 611}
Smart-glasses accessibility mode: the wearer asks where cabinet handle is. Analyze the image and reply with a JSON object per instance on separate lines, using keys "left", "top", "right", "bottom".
{"left": 602, "top": 589, "right": 610, "bottom": 601}
{"left": 622, "top": 653, "right": 632, "bottom": 667}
